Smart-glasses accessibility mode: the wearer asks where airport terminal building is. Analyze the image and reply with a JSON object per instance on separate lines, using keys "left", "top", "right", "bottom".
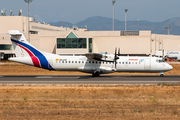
{"left": 0, "top": 16, "right": 180, "bottom": 59}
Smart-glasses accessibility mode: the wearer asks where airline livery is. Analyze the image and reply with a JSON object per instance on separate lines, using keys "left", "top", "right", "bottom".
{"left": 8, "top": 30, "right": 173, "bottom": 77}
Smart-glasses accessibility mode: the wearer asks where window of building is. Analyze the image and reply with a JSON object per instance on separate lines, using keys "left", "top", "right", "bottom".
{"left": 57, "top": 38, "right": 87, "bottom": 49}
{"left": 0, "top": 45, "right": 12, "bottom": 50}
{"left": 89, "top": 38, "right": 92, "bottom": 53}
{"left": 120, "top": 31, "right": 139, "bottom": 36}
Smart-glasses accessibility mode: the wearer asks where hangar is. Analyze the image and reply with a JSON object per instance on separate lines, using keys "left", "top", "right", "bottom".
{"left": 0, "top": 16, "right": 180, "bottom": 59}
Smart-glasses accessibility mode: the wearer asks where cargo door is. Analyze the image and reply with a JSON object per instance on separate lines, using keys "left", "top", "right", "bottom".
{"left": 144, "top": 59, "right": 151, "bottom": 70}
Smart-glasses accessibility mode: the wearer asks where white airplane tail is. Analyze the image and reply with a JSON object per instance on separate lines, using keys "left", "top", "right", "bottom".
{"left": 9, "top": 30, "right": 37, "bottom": 57}
{"left": 9, "top": 30, "right": 53, "bottom": 70}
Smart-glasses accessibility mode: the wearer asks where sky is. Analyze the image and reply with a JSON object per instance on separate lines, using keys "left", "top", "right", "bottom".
{"left": 0, "top": 0, "right": 180, "bottom": 23}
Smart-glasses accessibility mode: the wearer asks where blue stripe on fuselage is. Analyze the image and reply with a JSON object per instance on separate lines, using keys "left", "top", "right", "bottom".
{"left": 11, "top": 39, "right": 54, "bottom": 70}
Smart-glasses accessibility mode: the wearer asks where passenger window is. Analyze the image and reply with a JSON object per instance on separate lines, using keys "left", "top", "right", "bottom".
{"left": 126, "top": 62, "right": 128, "bottom": 64}
{"left": 122, "top": 62, "right": 124, "bottom": 64}
{"left": 82, "top": 61, "right": 84, "bottom": 63}
{"left": 135, "top": 62, "right": 137, "bottom": 64}
{"left": 75, "top": 61, "right": 77, "bottom": 63}
{"left": 119, "top": 62, "right": 121, "bottom": 64}
{"left": 129, "top": 62, "right": 131, "bottom": 64}
{"left": 89, "top": 61, "right": 91, "bottom": 63}
{"left": 99, "top": 62, "right": 101, "bottom": 64}
{"left": 69, "top": 61, "right": 70, "bottom": 63}
{"left": 62, "top": 61, "right": 64, "bottom": 63}
{"left": 96, "top": 61, "right": 98, "bottom": 64}
{"left": 79, "top": 61, "right": 81, "bottom": 63}
{"left": 92, "top": 61, "right": 94, "bottom": 64}
{"left": 65, "top": 61, "right": 67, "bottom": 63}
{"left": 72, "top": 61, "right": 74, "bottom": 63}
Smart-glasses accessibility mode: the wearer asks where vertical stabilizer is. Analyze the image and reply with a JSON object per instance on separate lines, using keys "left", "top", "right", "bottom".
{"left": 9, "top": 30, "right": 53, "bottom": 70}
{"left": 9, "top": 30, "right": 36, "bottom": 57}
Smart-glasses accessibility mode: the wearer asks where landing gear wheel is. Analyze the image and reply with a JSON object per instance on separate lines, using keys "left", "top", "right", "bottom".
{"left": 160, "top": 72, "right": 164, "bottom": 77}
{"left": 160, "top": 74, "right": 164, "bottom": 77}
{"left": 92, "top": 72, "right": 100, "bottom": 77}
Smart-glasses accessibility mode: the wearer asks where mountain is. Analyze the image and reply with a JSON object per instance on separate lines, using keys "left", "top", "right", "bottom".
{"left": 49, "top": 21, "right": 73, "bottom": 28}
{"left": 49, "top": 16, "right": 180, "bottom": 35}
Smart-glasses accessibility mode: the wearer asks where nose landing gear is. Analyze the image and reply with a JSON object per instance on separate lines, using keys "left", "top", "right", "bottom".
{"left": 160, "top": 72, "right": 164, "bottom": 77}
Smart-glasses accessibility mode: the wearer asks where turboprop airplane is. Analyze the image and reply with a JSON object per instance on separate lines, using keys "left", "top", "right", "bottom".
{"left": 8, "top": 30, "right": 173, "bottom": 77}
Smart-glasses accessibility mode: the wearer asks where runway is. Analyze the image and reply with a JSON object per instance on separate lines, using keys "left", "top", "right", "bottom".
{"left": 0, "top": 75, "right": 180, "bottom": 85}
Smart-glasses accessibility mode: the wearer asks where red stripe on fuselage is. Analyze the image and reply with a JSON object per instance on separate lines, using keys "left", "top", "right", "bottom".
{"left": 16, "top": 44, "right": 41, "bottom": 67}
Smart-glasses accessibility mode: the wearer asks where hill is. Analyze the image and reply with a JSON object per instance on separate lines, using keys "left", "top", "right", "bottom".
{"left": 49, "top": 16, "right": 180, "bottom": 35}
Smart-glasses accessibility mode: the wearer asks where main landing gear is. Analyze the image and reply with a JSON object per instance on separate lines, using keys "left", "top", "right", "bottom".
{"left": 160, "top": 72, "right": 164, "bottom": 77}
{"left": 92, "top": 72, "right": 100, "bottom": 77}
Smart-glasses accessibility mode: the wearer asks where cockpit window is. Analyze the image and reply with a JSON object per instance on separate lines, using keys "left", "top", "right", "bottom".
{"left": 156, "top": 59, "right": 165, "bottom": 63}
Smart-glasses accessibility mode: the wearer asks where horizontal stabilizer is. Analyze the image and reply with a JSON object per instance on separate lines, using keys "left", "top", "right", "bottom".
{"left": 9, "top": 30, "right": 23, "bottom": 36}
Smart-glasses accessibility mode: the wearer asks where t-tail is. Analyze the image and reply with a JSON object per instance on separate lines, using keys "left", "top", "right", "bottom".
{"left": 8, "top": 30, "right": 54, "bottom": 70}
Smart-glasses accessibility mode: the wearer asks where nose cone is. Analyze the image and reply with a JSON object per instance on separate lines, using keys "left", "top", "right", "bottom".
{"left": 167, "top": 64, "right": 173, "bottom": 71}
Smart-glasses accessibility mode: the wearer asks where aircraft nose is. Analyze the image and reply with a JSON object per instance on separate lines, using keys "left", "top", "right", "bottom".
{"left": 168, "top": 64, "right": 173, "bottom": 70}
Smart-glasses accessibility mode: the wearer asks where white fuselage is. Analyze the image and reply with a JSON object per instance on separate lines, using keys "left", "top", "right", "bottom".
{"left": 10, "top": 54, "right": 172, "bottom": 74}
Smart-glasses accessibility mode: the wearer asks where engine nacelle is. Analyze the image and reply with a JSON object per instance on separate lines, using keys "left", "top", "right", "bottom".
{"left": 100, "top": 54, "right": 115, "bottom": 62}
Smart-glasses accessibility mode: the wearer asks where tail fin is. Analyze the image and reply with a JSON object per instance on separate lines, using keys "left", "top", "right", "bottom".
{"left": 9, "top": 30, "right": 53, "bottom": 70}
{"left": 9, "top": 30, "right": 38, "bottom": 57}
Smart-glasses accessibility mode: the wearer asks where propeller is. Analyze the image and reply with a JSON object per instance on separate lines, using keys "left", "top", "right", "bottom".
{"left": 118, "top": 48, "right": 120, "bottom": 56}
{"left": 114, "top": 48, "right": 120, "bottom": 69}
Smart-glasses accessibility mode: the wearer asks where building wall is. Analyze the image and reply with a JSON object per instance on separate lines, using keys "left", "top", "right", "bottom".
{"left": 0, "top": 16, "right": 27, "bottom": 33}
{"left": 1, "top": 16, "right": 180, "bottom": 58}
{"left": 93, "top": 36, "right": 151, "bottom": 55}
{"left": 151, "top": 34, "right": 180, "bottom": 55}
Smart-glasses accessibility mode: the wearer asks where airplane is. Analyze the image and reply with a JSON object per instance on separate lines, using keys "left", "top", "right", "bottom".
{"left": 8, "top": 30, "right": 173, "bottom": 77}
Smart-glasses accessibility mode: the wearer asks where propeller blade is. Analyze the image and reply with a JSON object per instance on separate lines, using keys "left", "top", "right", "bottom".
{"left": 118, "top": 48, "right": 120, "bottom": 56}
{"left": 114, "top": 48, "right": 117, "bottom": 68}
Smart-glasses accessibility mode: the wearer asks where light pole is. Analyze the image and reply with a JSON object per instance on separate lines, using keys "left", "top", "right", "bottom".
{"left": 125, "top": 9, "right": 128, "bottom": 31}
{"left": 164, "top": 26, "right": 170, "bottom": 35}
{"left": 24, "top": 0, "right": 33, "bottom": 42}
{"left": 112, "top": 0, "right": 116, "bottom": 31}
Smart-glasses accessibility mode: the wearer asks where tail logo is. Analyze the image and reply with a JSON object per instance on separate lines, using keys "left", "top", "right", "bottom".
{"left": 11, "top": 39, "right": 53, "bottom": 70}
